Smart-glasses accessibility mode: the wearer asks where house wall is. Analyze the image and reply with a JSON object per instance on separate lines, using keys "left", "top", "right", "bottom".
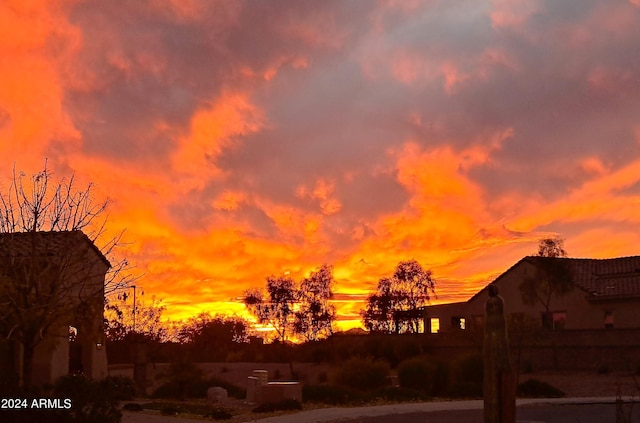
{"left": 64, "top": 251, "right": 109, "bottom": 381}
{"left": 27, "top": 236, "right": 109, "bottom": 386}
{"left": 424, "top": 259, "right": 640, "bottom": 333}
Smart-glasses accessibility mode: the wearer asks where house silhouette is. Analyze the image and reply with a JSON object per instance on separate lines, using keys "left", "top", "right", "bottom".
{"left": 424, "top": 255, "right": 640, "bottom": 333}
{"left": 0, "top": 230, "right": 110, "bottom": 387}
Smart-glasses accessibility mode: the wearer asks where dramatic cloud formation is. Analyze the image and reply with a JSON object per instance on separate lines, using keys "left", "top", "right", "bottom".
{"left": 2, "top": 0, "right": 640, "bottom": 329}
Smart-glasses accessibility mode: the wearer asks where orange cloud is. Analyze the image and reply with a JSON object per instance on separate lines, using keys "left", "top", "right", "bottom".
{"left": 490, "top": 0, "right": 538, "bottom": 30}
{"left": 510, "top": 157, "right": 640, "bottom": 233}
{"left": 212, "top": 191, "right": 246, "bottom": 211}
{"left": 172, "top": 92, "right": 264, "bottom": 187}
{"left": 0, "top": 1, "right": 81, "bottom": 165}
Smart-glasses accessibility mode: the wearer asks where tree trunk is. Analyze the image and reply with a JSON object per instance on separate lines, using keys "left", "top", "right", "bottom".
{"left": 21, "top": 341, "right": 36, "bottom": 389}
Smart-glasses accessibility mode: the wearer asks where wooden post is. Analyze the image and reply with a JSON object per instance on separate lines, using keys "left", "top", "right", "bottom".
{"left": 483, "top": 284, "right": 516, "bottom": 423}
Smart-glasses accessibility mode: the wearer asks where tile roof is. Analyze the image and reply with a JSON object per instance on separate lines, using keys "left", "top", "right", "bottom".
{"left": 526, "top": 256, "right": 640, "bottom": 300}
{"left": 0, "top": 230, "right": 110, "bottom": 267}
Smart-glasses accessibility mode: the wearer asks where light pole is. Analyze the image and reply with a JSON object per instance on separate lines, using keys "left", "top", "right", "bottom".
{"left": 131, "top": 285, "right": 137, "bottom": 334}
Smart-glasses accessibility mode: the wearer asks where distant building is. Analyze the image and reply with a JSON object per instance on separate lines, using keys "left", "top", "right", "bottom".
{"left": 0, "top": 231, "right": 110, "bottom": 386}
{"left": 424, "top": 255, "right": 640, "bottom": 334}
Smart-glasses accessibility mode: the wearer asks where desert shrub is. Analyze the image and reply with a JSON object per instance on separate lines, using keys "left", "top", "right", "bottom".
{"left": 303, "top": 384, "right": 359, "bottom": 404}
{"left": 99, "top": 376, "right": 135, "bottom": 400}
{"left": 375, "top": 386, "right": 430, "bottom": 402}
{"left": 333, "top": 357, "right": 390, "bottom": 391}
{"left": 453, "top": 353, "right": 483, "bottom": 385}
{"left": 446, "top": 353, "right": 483, "bottom": 398}
{"left": 432, "top": 360, "right": 450, "bottom": 397}
{"left": 392, "top": 338, "right": 423, "bottom": 364}
{"left": 160, "top": 405, "right": 180, "bottom": 415}
{"left": 152, "top": 373, "right": 245, "bottom": 400}
{"left": 55, "top": 375, "right": 122, "bottom": 422}
{"left": 517, "top": 379, "right": 565, "bottom": 398}
{"left": 447, "top": 381, "right": 483, "bottom": 398}
{"left": 122, "top": 403, "right": 143, "bottom": 412}
{"left": 205, "top": 407, "right": 233, "bottom": 420}
{"left": 397, "top": 357, "right": 437, "bottom": 391}
{"left": 251, "top": 399, "right": 302, "bottom": 413}
{"left": 0, "top": 375, "right": 122, "bottom": 423}
{"left": 154, "top": 358, "right": 204, "bottom": 399}
{"left": 152, "top": 358, "right": 211, "bottom": 399}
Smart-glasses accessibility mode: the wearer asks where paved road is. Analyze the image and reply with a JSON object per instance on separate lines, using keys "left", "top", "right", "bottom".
{"left": 330, "top": 403, "right": 632, "bottom": 423}
{"left": 118, "top": 398, "right": 638, "bottom": 423}
{"left": 251, "top": 398, "right": 637, "bottom": 423}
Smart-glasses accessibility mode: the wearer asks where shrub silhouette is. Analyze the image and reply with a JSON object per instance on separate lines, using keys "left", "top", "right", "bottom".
{"left": 333, "top": 357, "right": 390, "bottom": 391}
{"left": 397, "top": 357, "right": 437, "bottom": 392}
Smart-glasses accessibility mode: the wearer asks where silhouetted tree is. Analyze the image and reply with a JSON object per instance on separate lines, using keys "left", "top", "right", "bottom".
{"left": 361, "top": 277, "right": 396, "bottom": 333}
{"left": 537, "top": 237, "right": 567, "bottom": 259}
{"left": 519, "top": 237, "right": 572, "bottom": 369}
{"left": 176, "top": 313, "right": 248, "bottom": 360}
{"left": 244, "top": 275, "right": 297, "bottom": 343}
{"left": 519, "top": 237, "right": 573, "bottom": 326}
{"left": 294, "top": 264, "right": 336, "bottom": 341}
{"left": 361, "top": 259, "right": 436, "bottom": 334}
{"left": 104, "top": 293, "right": 167, "bottom": 342}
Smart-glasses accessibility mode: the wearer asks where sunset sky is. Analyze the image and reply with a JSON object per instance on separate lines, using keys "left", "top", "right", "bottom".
{"left": 2, "top": 0, "right": 640, "bottom": 331}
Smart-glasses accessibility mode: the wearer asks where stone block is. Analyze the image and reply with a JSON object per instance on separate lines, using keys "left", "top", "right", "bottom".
{"left": 207, "top": 386, "right": 228, "bottom": 404}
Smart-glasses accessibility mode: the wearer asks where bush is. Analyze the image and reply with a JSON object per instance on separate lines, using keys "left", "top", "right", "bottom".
{"left": 374, "top": 386, "right": 430, "bottom": 402}
{"left": 397, "top": 357, "right": 437, "bottom": 392}
{"left": 251, "top": 399, "right": 302, "bottom": 413}
{"left": 332, "top": 357, "right": 390, "bottom": 391}
{"left": 446, "top": 353, "right": 483, "bottom": 398}
{"left": 152, "top": 358, "right": 245, "bottom": 400}
{"left": 99, "top": 376, "right": 135, "bottom": 401}
{"left": 447, "top": 381, "right": 483, "bottom": 398}
{"left": 205, "top": 407, "right": 233, "bottom": 420}
{"left": 1, "top": 375, "right": 124, "bottom": 423}
{"left": 152, "top": 375, "right": 245, "bottom": 400}
{"left": 453, "top": 353, "right": 483, "bottom": 385}
{"left": 160, "top": 405, "right": 180, "bottom": 415}
{"left": 122, "top": 403, "right": 143, "bottom": 412}
{"left": 517, "top": 379, "right": 565, "bottom": 398}
{"left": 432, "top": 361, "right": 450, "bottom": 397}
{"left": 303, "top": 384, "right": 359, "bottom": 405}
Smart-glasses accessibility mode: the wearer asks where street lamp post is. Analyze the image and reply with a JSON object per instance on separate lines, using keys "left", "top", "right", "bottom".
{"left": 132, "top": 284, "right": 137, "bottom": 333}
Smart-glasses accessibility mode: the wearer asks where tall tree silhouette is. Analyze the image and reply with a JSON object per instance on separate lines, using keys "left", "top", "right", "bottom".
{"left": 361, "top": 259, "right": 435, "bottom": 333}
{"left": 519, "top": 237, "right": 573, "bottom": 325}
{"left": 294, "top": 264, "right": 336, "bottom": 341}
{"left": 244, "top": 275, "right": 297, "bottom": 343}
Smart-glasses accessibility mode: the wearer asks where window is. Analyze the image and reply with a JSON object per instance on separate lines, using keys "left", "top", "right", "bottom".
{"left": 430, "top": 318, "right": 440, "bottom": 334}
{"left": 542, "top": 311, "right": 566, "bottom": 330}
{"left": 604, "top": 310, "right": 614, "bottom": 329}
{"left": 451, "top": 316, "right": 466, "bottom": 330}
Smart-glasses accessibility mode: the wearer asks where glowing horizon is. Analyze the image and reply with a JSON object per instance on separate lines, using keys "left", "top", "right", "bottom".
{"left": 3, "top": 0, "right": 640, "bottom": 332}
